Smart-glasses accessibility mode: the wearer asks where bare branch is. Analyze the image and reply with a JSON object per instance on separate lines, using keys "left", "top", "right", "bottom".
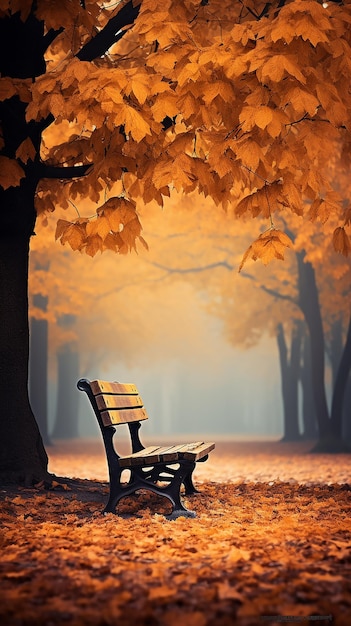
{"left": 144, "top": 259, "right": 234, "bottom": 274}
{"left": 241, "top": 271, "right": 297, "bottom": 304}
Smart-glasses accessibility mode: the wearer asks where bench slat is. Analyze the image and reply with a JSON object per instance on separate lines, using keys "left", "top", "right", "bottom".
{"left": 119, "top": 441, "right": 215, "bottom": 467}
{"left": 179, "top": 441, "right": 216, "bottom": 461}
{"left": 101, "top": 407, "right": 148, "bottom": 426}
{"left": 91, "top": 380, "right": 138, "bottom": 395}
{"left": 135, "top": 445, "right": 181, "bottom": 465}
{"left": 119, "top": 446, "right": 169, "bottom": 467}
{"left": 96, "top": 394, "right": 144, "bottom": 411}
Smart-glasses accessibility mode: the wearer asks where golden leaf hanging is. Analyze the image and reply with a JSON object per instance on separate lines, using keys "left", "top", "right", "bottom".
{"left": 239, "top": 228, "right": 294, "bottom": 272}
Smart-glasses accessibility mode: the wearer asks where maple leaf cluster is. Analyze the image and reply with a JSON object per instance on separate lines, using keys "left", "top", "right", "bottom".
{"left": 1, "top": 0, "right": 350, "bottom": 266}
{"left": 54, "top": 197, "right": 148, "bottom": 256}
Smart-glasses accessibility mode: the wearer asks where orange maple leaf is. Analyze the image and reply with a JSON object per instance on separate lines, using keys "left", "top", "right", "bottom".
{"left": 239, "top": 228, "right": 294, "bottom": 272}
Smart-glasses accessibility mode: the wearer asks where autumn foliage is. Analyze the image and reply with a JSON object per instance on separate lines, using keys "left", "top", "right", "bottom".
{"left": 1, "top": 0, "right": 350, "bottom": 265}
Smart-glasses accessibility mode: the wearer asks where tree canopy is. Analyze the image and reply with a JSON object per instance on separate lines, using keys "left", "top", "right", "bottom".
{"left": 1, "top": 0, "right": 351, "bottom": 261}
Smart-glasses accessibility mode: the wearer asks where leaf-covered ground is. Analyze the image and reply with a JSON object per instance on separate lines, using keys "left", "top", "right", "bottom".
{"left": 1, "top": 440, "right": 351, "bottom": 626}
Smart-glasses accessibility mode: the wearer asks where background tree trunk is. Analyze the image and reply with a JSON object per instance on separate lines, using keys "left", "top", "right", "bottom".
{"left": 329, "top": 318, "right": 343, "bottom": 387}
{"left": 330, "top": 314, "right": 351, "bottom": 448}
{"left": 52, "top": 315, "right": 80, "bottom": 439}
{"left": 344, "top": 373, "right": 351, "bottom": 441}
{"left": 300, "top": 328, "right": 318, "bottom": 439}
{"left": 29, "top": 293, "right": 51, "bottom": 445}
{"left": 52, "top": 344, "right": 80, "bottom": 439}
{"left": 276, "top": 322, "right": 301, "bottom": 441}
{"left": 297, "top": 252, "right": 347, "bottom": 452}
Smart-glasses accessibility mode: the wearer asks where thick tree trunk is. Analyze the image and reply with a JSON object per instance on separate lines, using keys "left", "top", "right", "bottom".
{"left": 0, "top": 236, "right": 49, "bottom": 483}
{"left": 296, "top": 252, "right": 347, "bottom": 452}
{"left": 276, "top": 322, "right": 301, "bottom": 441}
{"left": 0, "top": 8, "right": 51, "bottom": 483}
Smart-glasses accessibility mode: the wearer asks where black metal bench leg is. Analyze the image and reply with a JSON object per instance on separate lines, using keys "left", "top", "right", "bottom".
{"left": 103, "top": 477, "right": 124, "bottom": 513}
{"left": 162, "top": 462, "right": 197, "bottom": 519}
{"left": 165, "top": 495, "right": 196, "bottom": 520}
{"left": 103, "top": 460, "right": 136, "bottom": 513}
{"left": 182, "top": 462, "right": 200, "bottom": 495}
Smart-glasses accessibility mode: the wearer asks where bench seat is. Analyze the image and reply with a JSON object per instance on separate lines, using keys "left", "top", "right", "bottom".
{"left": 119, "top": 442, "right": 215, "bottom": 467}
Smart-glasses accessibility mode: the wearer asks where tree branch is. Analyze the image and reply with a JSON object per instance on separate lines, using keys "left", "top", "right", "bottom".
{"left": 143, "top": 251, "right": 299, "bottom": 311}
{"left": 241, "top": 271, "right": 298, "bottom": 304}
{"left": 37, "top": 163, "right": 92, "bottom": 180}
{"left": 239, "top": 1, "right": 285, "bottom": 20}
{"left": 144, "top": 260, "right": 234, "bottom": 274}
{"left": 77, "top": 1, "right": 141, "bottom": 62}
{"left": 42, "top": 27, "right": 64, "bottom": 53}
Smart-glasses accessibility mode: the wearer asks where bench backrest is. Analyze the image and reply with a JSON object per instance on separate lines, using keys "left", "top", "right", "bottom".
{"left": 89, "top": 379, "right": 148, "bottom": 427}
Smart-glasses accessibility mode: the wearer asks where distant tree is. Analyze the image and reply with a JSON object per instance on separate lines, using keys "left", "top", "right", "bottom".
{"left": 29, "top": 292, "right": 50, "bottom": 445}
{"left": 276, "top": 321, "right": 303, "bottom": 442}
{"left": 51, "top": 315, "right": 80, "bottom": 440}
{"left": 1, "top": 0, "right": 351, "bottom": 483}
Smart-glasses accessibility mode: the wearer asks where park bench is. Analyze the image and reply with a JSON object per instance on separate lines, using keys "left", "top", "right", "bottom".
{"left": 77, "top": 378, "right": 215, "bottom": 519}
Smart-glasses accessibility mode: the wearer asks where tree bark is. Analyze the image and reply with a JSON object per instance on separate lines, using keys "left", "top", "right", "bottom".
{"left": 0, "top": 8, "right": 50, "bottom": 483}
{"left": 0, "top": 236, "right": 49, "bottom": 483}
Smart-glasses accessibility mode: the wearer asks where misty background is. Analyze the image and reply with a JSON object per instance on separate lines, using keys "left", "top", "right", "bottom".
{"left": 29, "top": 196, "right": 340, "bottom": 445}
{"left": 50, "top": 316, "right": 283, "bottom": 440}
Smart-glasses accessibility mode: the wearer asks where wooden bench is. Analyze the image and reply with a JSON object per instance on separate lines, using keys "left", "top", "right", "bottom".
{"left": 77, "top": 378, "right": 215, "bottom": 519}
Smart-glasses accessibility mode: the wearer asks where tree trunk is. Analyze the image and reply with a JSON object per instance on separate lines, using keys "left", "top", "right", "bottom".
{"left": 330, "top": 313, "right": 351, "bottom": 448}
{"left": 276, "top": 322, "right": 301, "bottom": 441}
{"left": 329, "top": 318, "right": 343, "bottom": 387}
{"left": 300, "top": 327, "right": 318, "bottom": 439}
{"left": 0, "top": 10, "right": 50, "bottom": 483}
{"left": 0, "top": 236, "right": 49, "bottom": 483}
{"left": 344, "top": 372, "right": 351, "bottom": 441}
{"left": 29, "top": 294, "right": 51, "bottom": 445}
{"left": 52, "top": 344, "right": 80, "bottom": 439}
{"left": 296, "top": 252, "right": 346, "bottom": 452}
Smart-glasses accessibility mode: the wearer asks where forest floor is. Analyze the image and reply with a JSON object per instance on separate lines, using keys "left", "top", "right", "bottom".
{"left": 1, "top": 439, "right": 351, "bottom": 626}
